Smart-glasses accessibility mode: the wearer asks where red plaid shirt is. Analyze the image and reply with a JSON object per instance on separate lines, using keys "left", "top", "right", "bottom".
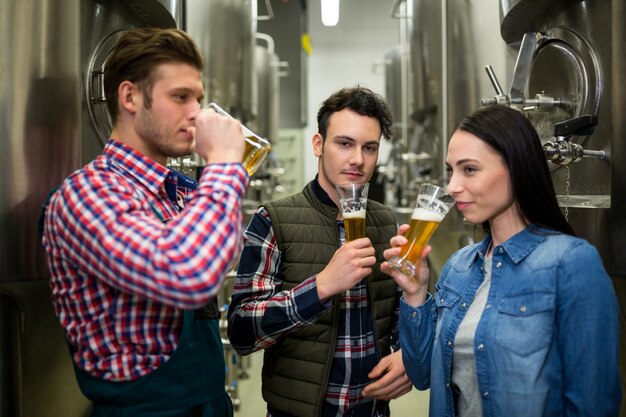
{"left": 42, "top": 139, "right": 247, "bottom": 381}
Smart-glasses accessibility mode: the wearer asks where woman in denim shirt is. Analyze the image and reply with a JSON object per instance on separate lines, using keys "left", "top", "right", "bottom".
{"left": 382, "top": 105, "right": 622, "bottom": 417}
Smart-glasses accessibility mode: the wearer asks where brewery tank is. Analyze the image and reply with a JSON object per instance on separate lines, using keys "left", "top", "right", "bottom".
{"left": 253, "top": 33, "right": 281, "bottom": 144}
{"left": 185, "top": 0, "right": 256, "bottom": 121}
{"left": 0, "top": 1, "right": 176, "bottom": 416}
{"left": 385, "top": 0, "right": 510, "bottom": 276}
{"left": 497, "top": 0, "right": 625, "bottom": 411}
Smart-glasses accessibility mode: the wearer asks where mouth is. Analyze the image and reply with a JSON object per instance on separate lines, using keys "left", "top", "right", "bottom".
{"left": 180, "top": 128, "right": 194, "bottom": 140}
{"left": 455, "top": 201, "right": 472, "bottom": 210}
{"left": 343, "top": 171, "right": 364, "bottom": 179}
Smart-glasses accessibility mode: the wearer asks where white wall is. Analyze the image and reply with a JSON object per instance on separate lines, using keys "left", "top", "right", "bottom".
{"left": 304, "top": 0, "right": 400, "bottom": 182}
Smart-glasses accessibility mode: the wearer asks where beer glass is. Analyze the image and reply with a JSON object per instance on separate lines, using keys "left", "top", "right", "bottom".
{"left": 206, "top": 102, "right": 272, "bottom": 176}
{"left": 388, "top": 183, "right": 455, "bottom": 276}
{"left": 335, "top": 183, "right": 369, "bottom": 242}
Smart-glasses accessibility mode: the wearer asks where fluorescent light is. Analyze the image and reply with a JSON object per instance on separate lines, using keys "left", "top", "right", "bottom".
{"left": 321, "top": 0, "right": 340, "bottom": 26}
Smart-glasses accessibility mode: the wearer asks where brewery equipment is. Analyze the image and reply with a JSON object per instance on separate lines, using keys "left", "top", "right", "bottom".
{"left": 384, "top": 0, "right": 508, "bottom": 278}
{"left": 488, "top": 0, "right": 624, "bottom": 409}
{"left": 0, "top": 1, "right": 176, "bottom": 416}
{"left": 186, "top": 0, "right": 255, "bottom": 121}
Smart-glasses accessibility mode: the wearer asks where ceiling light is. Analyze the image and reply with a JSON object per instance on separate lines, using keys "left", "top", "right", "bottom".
{"left": 321, "top": 0, "right": 340, "bottom": 27}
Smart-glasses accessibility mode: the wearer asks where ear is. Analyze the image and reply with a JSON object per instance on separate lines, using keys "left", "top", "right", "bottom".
{"left": 118, "top": 80, "right": 138, "bottom": 114}
{"left": 312, "top": 133, "right": 323, "bottom": 157}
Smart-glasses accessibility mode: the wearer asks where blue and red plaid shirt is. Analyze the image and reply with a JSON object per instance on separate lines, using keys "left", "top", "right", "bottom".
{"left": 42, "top": 139, "right": 247, "bottom": 381}
{"left": 227, "top": 179, "right": 400, "bottom": 417}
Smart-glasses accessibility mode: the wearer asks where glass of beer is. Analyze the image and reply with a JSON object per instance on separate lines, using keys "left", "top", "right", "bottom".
{"left": 206, "top": 102, "right": 272, "bottom": 176}
{"left": 388, "top": 183, "right": 455, "bottom": 276}
{"left": 335, "top": 183, "right": 369, "bottom": 242}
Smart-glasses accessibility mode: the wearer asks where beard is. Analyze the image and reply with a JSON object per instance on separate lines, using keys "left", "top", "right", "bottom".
{"left": 137, "top": 106, "right": 191, "bottom": 159}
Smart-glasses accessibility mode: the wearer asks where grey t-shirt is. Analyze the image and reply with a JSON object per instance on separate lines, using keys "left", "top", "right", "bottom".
{"left": 451, "top": 254, "right": 493, "bottom": 417}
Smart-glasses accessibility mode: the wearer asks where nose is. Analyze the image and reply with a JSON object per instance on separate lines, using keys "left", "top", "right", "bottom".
{"left": 446, "top": 172, "right": 461, "bottom": 195}
{"left": 349, "top": 148, "right": 364, "bottom": 166}
{"left": 189, "top": 102, "right": 202, "bottom": 120}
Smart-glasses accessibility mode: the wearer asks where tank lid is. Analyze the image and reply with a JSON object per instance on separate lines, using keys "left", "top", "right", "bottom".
{"left": 499, "top": 0, "right": 584, "bottom": 44}
{"left": 124, "top": 0, "right": 177, "bottom": 29}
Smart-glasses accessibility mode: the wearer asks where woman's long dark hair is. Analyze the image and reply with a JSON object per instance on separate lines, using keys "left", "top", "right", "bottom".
{"left": 455, "top": 105, "right": 575, "bottom": 236}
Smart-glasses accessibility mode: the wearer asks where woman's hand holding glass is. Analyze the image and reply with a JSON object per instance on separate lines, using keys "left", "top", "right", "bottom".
{"left": 382, "top": 224, "right": 431, "bottom": 307}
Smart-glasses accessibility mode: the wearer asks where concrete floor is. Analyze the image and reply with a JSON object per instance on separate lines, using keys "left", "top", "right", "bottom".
{"left": 232, "top": 351, "right": 430, "bottom": 417}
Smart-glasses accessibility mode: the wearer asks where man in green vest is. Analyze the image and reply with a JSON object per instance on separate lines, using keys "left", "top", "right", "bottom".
{"left": 227, "top": 86, "right": 412, "bottom": 417}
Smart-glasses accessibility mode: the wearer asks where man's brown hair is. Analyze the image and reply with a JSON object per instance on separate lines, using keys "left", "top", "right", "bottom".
{"left": 104, "top": 28, "right": 204, "bottom": 122}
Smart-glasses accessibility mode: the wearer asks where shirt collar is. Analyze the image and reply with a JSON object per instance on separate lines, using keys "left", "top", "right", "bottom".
{"left": 473, "top": 224, "right": 549, "bottom": 265}
{"left": 103, "top": 139, "right": 170, "bottom": 197}
{"left": 311, "top": 174, "right": 338, "bottom": 209}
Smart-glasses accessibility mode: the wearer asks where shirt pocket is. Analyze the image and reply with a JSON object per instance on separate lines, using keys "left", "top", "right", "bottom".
{"left": 434, "top": 285, "right": 462, "bottom": 342}
{"left": 494, "top": 290, "right": 555, "bottom": 356}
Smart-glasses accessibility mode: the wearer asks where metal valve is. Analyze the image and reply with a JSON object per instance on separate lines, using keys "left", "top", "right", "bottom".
{"left": 481, "top": 31, "right": 564, "bottom": 112}
{"left": 542, "top": 115, "right": 605, "bottom": 165}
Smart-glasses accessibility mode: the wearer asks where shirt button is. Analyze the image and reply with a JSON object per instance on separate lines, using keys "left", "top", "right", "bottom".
{"left": 520, "top": 306, "right": 527, "bottom": 313}
{"left": 486, "top": 304, "right": 491, "bottom": 309}
{"left": 447, "top": 340, "right": 453, "bottom": 347}
{"left": 483, "top": 391, "right": 489, "bottom": 398}
{"left": 498, "top": 247, "right": 504, "bottom": 253}
{"left": 477, "top": 343, "right": 484, "bottom": 351}
{"left": 412, "top": 311, "right": 417, "bottom": 318}
{"left": 461, "top": 303, "right": 467, "bottom": 309}
{"left": 446, "top": 383, "right": 450, "bottom": 388}
{"left": 495, "top": 262, "right": 503, "bottom": 268}
{"left": 440, "top": 298, "right": 445, "bottom": 303}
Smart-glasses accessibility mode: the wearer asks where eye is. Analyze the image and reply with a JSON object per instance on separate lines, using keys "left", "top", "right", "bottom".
{"left": 463, "top": 166, "right": 477, "bottom": 174}
{"left": 364, "top": 144, "right": 379, "bottom": 153}
{"left": 445, "top": 166, "right": 452, "bottom": 175}
{"left": 338, "top": 140, "right": 352, "bottom": 148}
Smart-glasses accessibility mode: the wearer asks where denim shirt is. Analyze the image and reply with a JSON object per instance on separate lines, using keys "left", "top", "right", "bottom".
{"left": 399, "top": 225, "right": 622, "bottom": 417}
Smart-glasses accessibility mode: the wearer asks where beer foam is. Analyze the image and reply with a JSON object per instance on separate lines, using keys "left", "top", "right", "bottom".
{"left": 343, "top": 209, "right": 366, "bottom": 219}
{"left": 411, "top": 207, "right": 444, "bottom": 222}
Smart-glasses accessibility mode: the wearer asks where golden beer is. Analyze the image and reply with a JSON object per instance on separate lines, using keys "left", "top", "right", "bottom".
{"left": 389, "top": 208, "right": 444, "bottom": 276}
{"left": 243, "top": 136, "right": 272, "bottom": 176}
{"left": 343, "top": 210, "right": 366, "bottom": 241}
{"left": 206, "top": 102, "right": 272, "bottom": 176}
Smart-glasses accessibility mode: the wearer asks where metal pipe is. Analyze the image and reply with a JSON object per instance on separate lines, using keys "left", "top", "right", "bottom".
{"left": 485, "top": 64, "right": 504, "bottom": 96}
{"left": 256, "top": 32, "right": 275, "bottom": 54}
{"left": 255, "top": 0, "right": 274, "bottom": 21}
{"left": 390, "top": 0, "right": 410, "bottom": 18}
{"left": 441, "top": 0, "right": 448, "bottom": 184}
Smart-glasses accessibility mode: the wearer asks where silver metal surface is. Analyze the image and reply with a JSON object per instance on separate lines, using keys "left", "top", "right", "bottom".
{"left": 81, "top": 0, "right": 176, "bottom": 162}
{"left": 507, "top": 4, "right": 611, "bottom": 203}
{"left": 1, "top": 0, "right": 81, "bottom": 283}
{"left": 185, "top": 0, "right": 255, "bottom": 121}
{"left": 499, "top": 0, "right": 585, "bottom": 44}
{"left": 502, "top": 1, "right": 625, "bottom": 407}
{"left": 0, "top": 1, "right": 178, "bottom": 416}
{"left": 253, "top": 33, "right": 281, "bottom": 143}
{"left": 155, "top": 0, "right": 185, "bottom": 27}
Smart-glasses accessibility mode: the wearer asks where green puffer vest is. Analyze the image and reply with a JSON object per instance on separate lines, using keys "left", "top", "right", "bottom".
{"left": 261, "top": 182, "right": 398, "bottom": 417}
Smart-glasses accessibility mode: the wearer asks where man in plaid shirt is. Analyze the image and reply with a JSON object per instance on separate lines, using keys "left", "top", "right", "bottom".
{"left": 227, "top": 87, "right": 412, "bottom": 417}
{"left": 42, "top": 28, "right": 247, "bottom": 417}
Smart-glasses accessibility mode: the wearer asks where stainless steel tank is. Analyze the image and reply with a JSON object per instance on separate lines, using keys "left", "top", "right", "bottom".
{"left": 0, "top": 1, "right": 176, "bottom": 416}
{"left": 253, "top": 33, "right": 281, "bottom": 144}
{"left": 1, "top": 0, "right": 81, "bottom": 283}
{"left": 185, "top": 0, "right": 256, "bottom": 121}
{"left": 499, "top": 0, "right": 624, "bottom": 411}
{"left": 385, "top": 0, "right": 510, "bottom": 276}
